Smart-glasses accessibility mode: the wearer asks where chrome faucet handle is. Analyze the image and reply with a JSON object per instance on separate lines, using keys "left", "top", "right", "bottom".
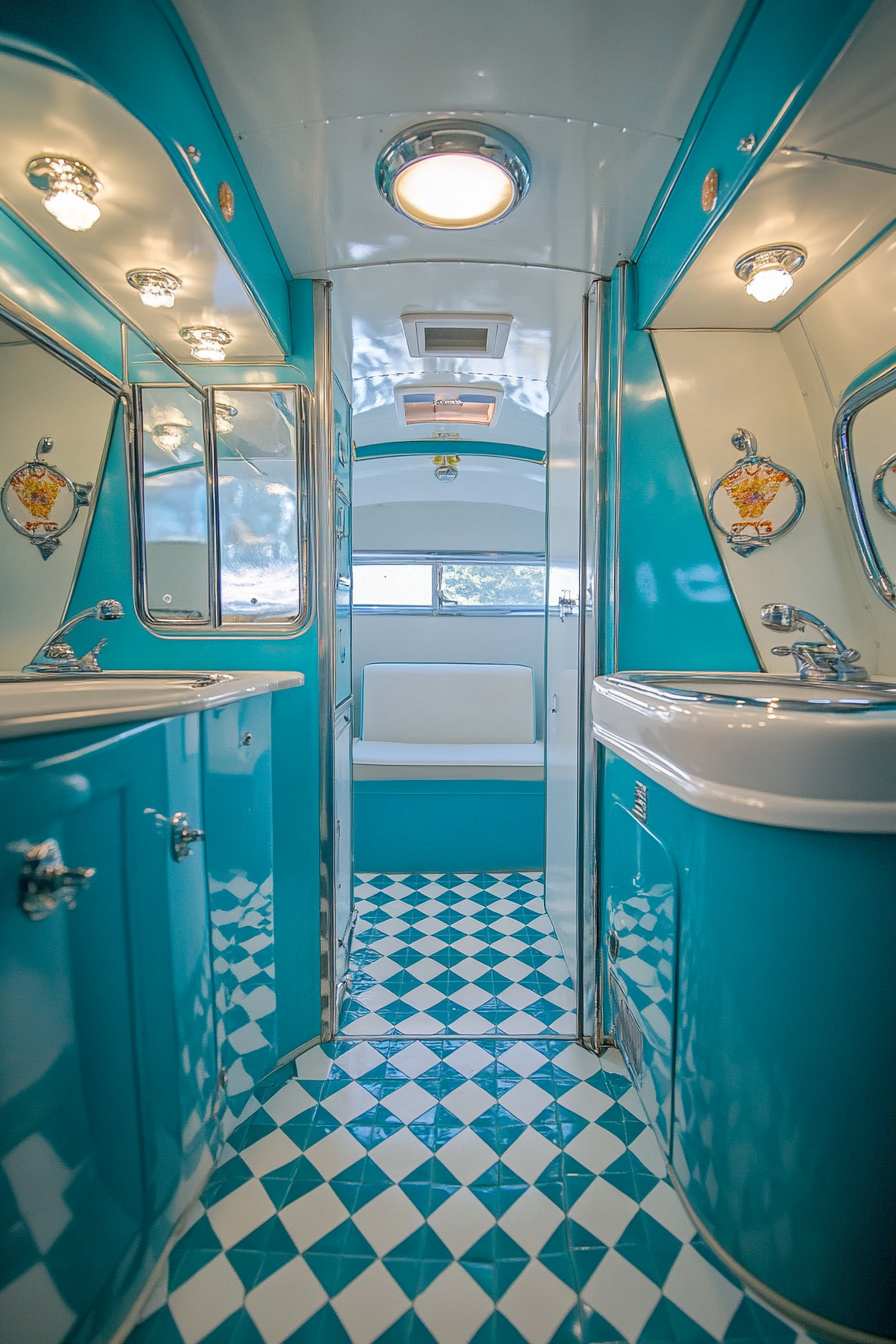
{"left": 22, "top": 599, "right": 124, "bottom": 674}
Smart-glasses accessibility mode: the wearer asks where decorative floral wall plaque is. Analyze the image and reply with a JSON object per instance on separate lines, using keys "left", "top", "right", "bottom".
{"left": 1, "top": 436, "right": 93, "bottom": 559}
{"left": 707, "top": 427, "right": 805, "bottom": 557}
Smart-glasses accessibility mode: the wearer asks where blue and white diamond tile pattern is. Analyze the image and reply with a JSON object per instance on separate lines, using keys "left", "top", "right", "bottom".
{"left": 211, "top": 873, "right": 278, "bottom": 1137}
{"left": 342, "top": 874, "right": 577, "bottom": 1037}
{"left": 130, "top": 1038, "right": 815, "bottom": 1344}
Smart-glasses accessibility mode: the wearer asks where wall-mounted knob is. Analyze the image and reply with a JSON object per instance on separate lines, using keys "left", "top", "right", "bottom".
{"left": 19, "top": 839, "right": 95, "bottom": 920}
{"left": 171, "top": 812, "right": 205, "bottom": 862}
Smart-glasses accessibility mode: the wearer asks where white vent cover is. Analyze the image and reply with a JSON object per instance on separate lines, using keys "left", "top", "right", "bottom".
{"left": 401, "top": 313, "right": 512, "bottom": 359}
{"left": 395, "top": 383, "right": 504, "bottom": 429}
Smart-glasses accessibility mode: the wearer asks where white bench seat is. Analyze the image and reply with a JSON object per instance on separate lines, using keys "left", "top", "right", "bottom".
{"left": 353, "top": 739, "right": 544, "bottom": 781}
{"left": 354, "top": 662, "right": 543, "bottom": 782}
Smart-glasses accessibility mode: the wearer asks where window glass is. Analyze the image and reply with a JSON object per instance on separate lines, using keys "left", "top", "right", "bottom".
{"left": 216, "top": 389, "right": 301, "bottom": 622}
{"left": 440, "top": 562, "right": 544, "bottom": 608}
{"left": 353, "top": 563, "right": 432, "bottom": 607}
{"left": 139, "top": 385, "right": 210, "bottom": 621}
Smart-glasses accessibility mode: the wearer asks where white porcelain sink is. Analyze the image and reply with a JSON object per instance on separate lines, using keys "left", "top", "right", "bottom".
{"left": 0, "top": 671, "right": 304, "bottom": 739}
{"left": 592, "top": 672, "right": 896, "bottom": 832}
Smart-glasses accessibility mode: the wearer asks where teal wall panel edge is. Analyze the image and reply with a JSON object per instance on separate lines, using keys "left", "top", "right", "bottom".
{"left": 0, "top": 0, "right": 291, "bottom": 350}
{"left": 354, "top": 780, "right": 545, "bottom": 873}
{"left": 355, "top": 440, "right": 545, "bottom": 463}
{"left": 0, "top": 203, "right": 123, "bottom": 380}
{"left": 613, "top": 267, "right": 760, "bottom": 672}
{"left": 633, "top": 0, "right": 875, "bottom": 328}
{"left": 841, "top": 341, "right": 896, "bottom": 406}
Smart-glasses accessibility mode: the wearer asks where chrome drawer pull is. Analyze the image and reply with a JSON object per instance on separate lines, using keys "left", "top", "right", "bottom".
{"left": 19, "top": 839, "right": 95, "bottom": 920}
{"left": 171, "top": 812, "right": 205, "bottom": 862}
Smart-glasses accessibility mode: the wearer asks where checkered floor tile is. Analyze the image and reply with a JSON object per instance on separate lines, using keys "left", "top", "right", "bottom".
{"left": 129, "top": 1038, "right": 815, "bottom": 1344}
{"left": 341, "top": 873, "right": 577, "bottom": 1037}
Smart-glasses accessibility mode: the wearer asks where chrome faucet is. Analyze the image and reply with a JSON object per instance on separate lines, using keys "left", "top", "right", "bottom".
{"left": 759, "top": 603, "right": 867, "bottom": 681}
{"left": 22, "top": 599, "right": 125, "bottom": 674}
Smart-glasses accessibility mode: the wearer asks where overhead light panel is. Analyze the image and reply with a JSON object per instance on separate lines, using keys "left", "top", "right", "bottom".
{"left": 377, "top": 121, "right": 530, "bottom": 230}
{"left": 395, "top": 384, "right": 504, "bottom": 429}
{"left": 127, "top": 268, "right": 182, "bottom": 308}
{"left": 735, "top": 245, "right": 807, "bottom": 303}
{"left": 402, "top": 312, "right": 512, "bottom": 358}
{"left": 179, "top": 324, "right": 232, "bottom": 362}
{"left": 26, "top": 155, "right": 102, "bottom": 232}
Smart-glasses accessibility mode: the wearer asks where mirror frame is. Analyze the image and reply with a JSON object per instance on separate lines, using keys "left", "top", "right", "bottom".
{"left": 132, "top": 381, "right": 312, "bottom": 634}
{"left": 834, "top": 355, "right": 896, "bottom": 612}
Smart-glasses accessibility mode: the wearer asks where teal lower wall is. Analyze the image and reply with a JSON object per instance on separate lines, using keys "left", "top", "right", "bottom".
{"left": 354, "top": 780, "right": 545, "bottom": 874}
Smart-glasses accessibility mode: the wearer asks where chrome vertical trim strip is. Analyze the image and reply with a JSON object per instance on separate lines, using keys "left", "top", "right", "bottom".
{"left": 203, "top": 387, "right": 222, "bottom": 628}
{"left": 833, "top": 362, "right": 896, "bottom": 611}
{"left": 313, "top": 279, "right": 337, "bottom": 1041}
{"left": 609, "top": 263, "right": 626, "bottom": 674}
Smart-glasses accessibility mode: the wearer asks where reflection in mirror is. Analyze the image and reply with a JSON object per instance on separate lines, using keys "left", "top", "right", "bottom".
{"left": 0, "top": 315, "right": 116, "bottom": 669}
{"left": 138, "top": 384, "right": 211, "bottom": 622}
{"left": 215, "top": 388, "right": 301, "bottom": 622}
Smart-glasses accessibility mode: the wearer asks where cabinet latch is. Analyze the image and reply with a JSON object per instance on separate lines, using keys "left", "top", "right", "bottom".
{"left": 18, "top": 839, "right": 95, "bottom": 920}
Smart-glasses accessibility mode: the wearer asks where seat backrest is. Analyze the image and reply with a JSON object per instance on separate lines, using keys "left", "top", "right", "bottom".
{"left": 360, "top": 663, "right": 536, "bottom": 744}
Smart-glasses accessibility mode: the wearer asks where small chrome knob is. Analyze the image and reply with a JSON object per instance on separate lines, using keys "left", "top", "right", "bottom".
{"left": 171, "top": 812, "right": 205, "bottom": 862}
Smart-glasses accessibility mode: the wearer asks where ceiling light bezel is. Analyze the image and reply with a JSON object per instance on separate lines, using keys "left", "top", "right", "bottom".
{"left": 376, "top": 120, "right": 530, "bottom": 230}
{"left": 26, "top": 155, "right": 102, "bottom": 232}
{"left": 127, "top": 268, "right": 183, "bottom": 308}
{"left": 734, "top": 245, "right": 807, "bottom": 303}
{"left": 179, "top": 324, "right": 233, "bottom": 362}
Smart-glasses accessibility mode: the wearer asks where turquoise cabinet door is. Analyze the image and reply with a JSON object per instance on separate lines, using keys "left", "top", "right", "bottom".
{"left": 202, "top": 696, "right": 276, "bottom": 1133}
{"left": 0, "top": 724, "right": 165, "bottom": 1344}
{"left": 602, "top": 789, "right": 678, "bottom": 1155}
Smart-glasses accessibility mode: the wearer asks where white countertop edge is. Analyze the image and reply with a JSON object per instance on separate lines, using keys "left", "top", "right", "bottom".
{"left": 593, "top": 722, "right": 896, "bottom": 833}
{"left": 0, "top": 671, "right": 304, "bottom": 741}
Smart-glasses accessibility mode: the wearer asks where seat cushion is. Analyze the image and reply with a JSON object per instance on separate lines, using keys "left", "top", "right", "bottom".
{"left": 353, "top": 738, "right": 544, "bottom": 781}
{"left": 360, "top": 663, "right": 536, "bottom": 744}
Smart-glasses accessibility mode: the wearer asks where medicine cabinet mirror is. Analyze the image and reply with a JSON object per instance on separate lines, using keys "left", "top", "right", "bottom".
{"left": 134, "top": 383, "right": 310, "bottom": 630}
{"left": 0, "top": 311, "right": 117, "bottom": 670}
{"left": 836, "top": 370, "right": 896, "bottom": 612}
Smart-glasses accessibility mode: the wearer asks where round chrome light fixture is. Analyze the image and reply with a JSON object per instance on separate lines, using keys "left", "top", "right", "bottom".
{"left": 151, "top": 422, "right": 190, "bottom": 453}
{"left": 376, "top": 121, "right": 530, "bottom": 230}
{"left": 734, "top": 245, "right": 807, "bottom": 303}
{"left": 179, "top": 324, "right": 232, "bottom": 362}
{"left": 127, "top": 268, "right": 182, "bottom": 309}
{"left": 26, "top": 155, "right": 102, "bottom": 232}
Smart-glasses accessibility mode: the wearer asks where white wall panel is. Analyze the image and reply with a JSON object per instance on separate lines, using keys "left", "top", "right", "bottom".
{"left": 653, "top": 330, "right": 879, "bottom": 672}
{"left": 354, "top": 502, "right": 544, "bottom": 552}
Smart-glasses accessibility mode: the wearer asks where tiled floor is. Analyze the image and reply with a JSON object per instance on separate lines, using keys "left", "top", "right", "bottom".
{"left": 130, "top": 1038, "right": 813, "bottom": 1344}
{"left": 341, "top": 873, "right": 577, "bottom": 1038}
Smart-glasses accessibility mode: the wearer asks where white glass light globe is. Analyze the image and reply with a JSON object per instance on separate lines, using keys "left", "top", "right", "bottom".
{"left": 138, "top": 284, "right": 176, "bottom": 309}
{"left": 394, "top": 153, "right": 515, "bottom": 228}
{"left": 192, "top": 339, "right": 226, "bottom": 362}
{"left": 43, "top": 184, "right": 101, "bottom": 232}
{"left": 745, "top": 265, "right": 793, "bottom": 303}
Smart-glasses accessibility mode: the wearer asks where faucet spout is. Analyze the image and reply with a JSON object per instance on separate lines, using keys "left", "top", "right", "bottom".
{"left": 22, "top": 600, "right": 124, "bottom": 675}
{"left": 759, "top": 604, "right": 866, "bottom": 681}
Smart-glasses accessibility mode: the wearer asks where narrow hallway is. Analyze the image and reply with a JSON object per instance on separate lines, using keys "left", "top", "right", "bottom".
{"left": 342, "top": 873, "right": 575, "bottom": 1038}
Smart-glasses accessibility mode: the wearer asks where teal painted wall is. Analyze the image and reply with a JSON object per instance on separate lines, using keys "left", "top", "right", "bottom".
{"left": 611, "top": 266, "right": 759, "bottom": 672}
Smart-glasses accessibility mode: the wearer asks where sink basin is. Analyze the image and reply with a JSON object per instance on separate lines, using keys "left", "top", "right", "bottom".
{"left": 0, "top": 670, "right": 304, "bottom": 740}
{"left": 592, "top": 671, "right": 896, "bottom": 831}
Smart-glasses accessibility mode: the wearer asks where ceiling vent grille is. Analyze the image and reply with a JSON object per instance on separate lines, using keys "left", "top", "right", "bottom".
{"left": 402, "top": 312, "right": 512, "bottom": 359}
{"left": 395, "top": 383, "right": 504, "bottom": 429}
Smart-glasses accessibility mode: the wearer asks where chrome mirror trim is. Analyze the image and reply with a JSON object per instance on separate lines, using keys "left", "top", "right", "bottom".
{"left": 833, "top": 359, "right": 896, "bottom": 610}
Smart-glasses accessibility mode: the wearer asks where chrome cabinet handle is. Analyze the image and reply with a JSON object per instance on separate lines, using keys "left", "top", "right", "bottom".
{"left": 19, "top": 839, "right": 95, "bottom": 920}
{"left": 171, "top": 812, "right": 205, "bottom": 862}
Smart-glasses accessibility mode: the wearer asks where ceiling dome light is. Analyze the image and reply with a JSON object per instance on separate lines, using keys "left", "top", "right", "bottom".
{"left": 127, "top": 268, "right": 182, "bottom": 309}
{"left": 376, "top": 121, "right": 530, "bottom": 229}
{"left": 214, "top": 403, "right": 238, "bottom": 434}
{"left": 151, "top": 422, "right": 189, "bottom": 453}
{"left": 735, "top": 245, "right": 807, "bottom": 303}
{"left": 179, "top": 325, "right": 232, "bottom": 362}
{"left": 26, "top": 156, "right": 102, "bottom": 232}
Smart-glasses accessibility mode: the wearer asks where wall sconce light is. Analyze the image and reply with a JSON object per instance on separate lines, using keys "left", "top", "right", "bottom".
{"left": 179, "top": 325, "right": 232, "bottom": 362}
{"left": 214, "top": 403, "right": 238, "bottom": 435}
{"left": 127, "top": 268, "right": 182, "bottom": 308}
{"left": 376, "top": 121, "right": 530, "bottom": 229}
{"left": 26, "top": 156, "right": 102, "bottom": 232}
{"left": 734, "top": 245, "right": 807, "bottom": 303}
{"left": 151, "top": 422, "right": 190, "bottom": 453}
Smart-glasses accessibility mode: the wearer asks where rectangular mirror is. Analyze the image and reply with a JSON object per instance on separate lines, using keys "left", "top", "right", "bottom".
{"left": 135, "top": 383, "right": 309, "bottom": 631}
